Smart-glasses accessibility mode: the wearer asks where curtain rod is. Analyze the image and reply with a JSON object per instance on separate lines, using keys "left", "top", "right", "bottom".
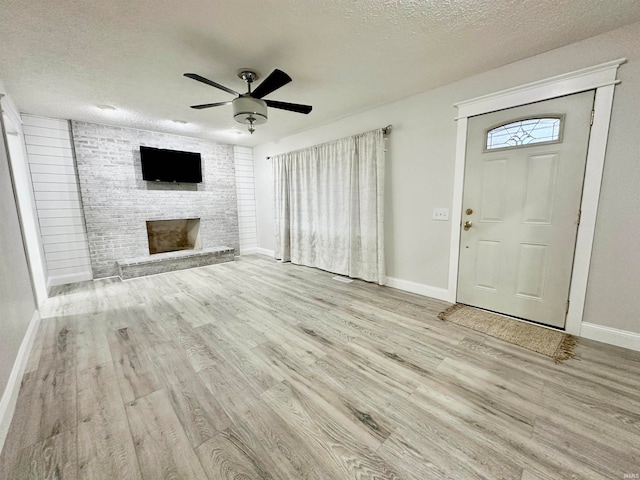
{"left": 266, "top": 125, "right": 392, "bottom": 160}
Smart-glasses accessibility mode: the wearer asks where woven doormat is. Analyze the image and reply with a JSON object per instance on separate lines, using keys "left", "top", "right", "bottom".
{"left": 438, "top": 304, "right": 576, "bottom": 363}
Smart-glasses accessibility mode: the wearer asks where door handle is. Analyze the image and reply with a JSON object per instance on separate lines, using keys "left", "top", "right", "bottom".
{"left": 463, "top": 221, "right": 472, "bottom": 231}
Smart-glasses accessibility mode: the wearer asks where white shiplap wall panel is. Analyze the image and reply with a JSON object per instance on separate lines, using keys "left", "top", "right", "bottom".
{"left": 34, "top": 190, "right": 81, "bottom": 202}
{"left": 40, "top": 232, "right": 90, "bottom": 245}
{"left": 36, "top": 199, "right": 84, "bottom": 210}
{"left": 236, "top": 193, "right": 256, "bottom": 200}
{"left": 29, "top": 164, "right": 78, "bottom": 175}
{"left": 30, "top": 173, "right": 77, "bottom": 184}
{"left": 25, "top": 144, "right": 73, "bottom": 157}
{"left": 39, "top": 216, "right": 85, "bottom": 227}
{"left": 25, "top": 135, "right": 74, "bottom": 149}
{"left": 234, "top": 176, "right": 255, "bottom": 183}
{"left": 47, "top": 258, "right": 91, "bottom": 270}
{"left": 44, "top": 241, "right": 89, "bottom": 253}
{"left": 24, "top": 155, "right": 75, "bottom": 166}
{"left": 22, "top": 124, "right": 72, "bottom": 140}
{"left": 46, "top": 265, "right": 92, "bottom": 278}
{"left": 22, "top": 115, "right": 93, "bottom": 287}
{"left": 31, "top": 181, "right": 82, "bottom": 192}
{"left": 37, "top": 208, "right": 84, "bottom": 219}
{"left": 47, "top": 249, "right": 92, "bottom": 261}
{"left": 21, "top": 116, "right": 69, "bottom": 130}
{"left": 40, "top": 224, "right": 88, "bottom": 236}
{"left": 233, "top": 146, "right": 258, "bottom": 254}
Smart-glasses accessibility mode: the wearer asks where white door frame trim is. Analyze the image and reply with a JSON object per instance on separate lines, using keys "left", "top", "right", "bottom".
{"left": 448, "top": 58, "right": 625, "bottom": 335}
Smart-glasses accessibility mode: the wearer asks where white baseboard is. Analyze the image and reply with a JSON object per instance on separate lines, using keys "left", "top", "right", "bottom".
{"left": 47, "top": 271, "right": 93, "bottom": 289}
{"left": 386, "top": 276, "right": 453, "bottom": 303}
{"left": 580, "top": 322, "right": 640, "bottom": 352}
{"left": 251, "top": 247, "right": 275, "bottom": 258}
{"left": 0, "top": 310, "right": 41, "bottom": 456}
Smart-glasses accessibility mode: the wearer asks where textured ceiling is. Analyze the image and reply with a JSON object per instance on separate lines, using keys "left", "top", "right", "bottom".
{"left": 1, "top": 0, "right": 640, "bottom": 146}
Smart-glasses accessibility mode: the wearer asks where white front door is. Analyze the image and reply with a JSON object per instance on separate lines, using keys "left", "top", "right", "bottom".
{"left": 457, "top": 91, "right": 595, "bottom": 328}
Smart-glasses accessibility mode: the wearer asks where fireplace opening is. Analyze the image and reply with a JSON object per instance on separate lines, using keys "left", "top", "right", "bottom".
{"left": 146, "top": 218, "right": 201, "bottom": 255}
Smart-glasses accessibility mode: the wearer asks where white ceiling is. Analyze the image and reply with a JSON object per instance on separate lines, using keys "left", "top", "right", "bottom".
{"left": 2, "top": 1, "right": 640, "bottom": 147}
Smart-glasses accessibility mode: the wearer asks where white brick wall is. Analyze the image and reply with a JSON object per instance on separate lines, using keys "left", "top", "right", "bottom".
{"left": 71, "top": 121, "right": 239, "bottom": 278}
{"left": 22, "top": 115, "right": 93, "bottom": 287}
{"left": 233, "top": 146, "right": 258, "bottom": 253}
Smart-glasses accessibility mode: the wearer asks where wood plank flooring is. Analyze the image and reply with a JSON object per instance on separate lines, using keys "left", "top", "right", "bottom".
{"left": 2, "top": 255, "right": 640, "bottom": 479}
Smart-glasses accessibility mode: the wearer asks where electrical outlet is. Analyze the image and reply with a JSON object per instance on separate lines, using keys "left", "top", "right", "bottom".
{"left": 433, "top": 208, "right": 450, "bottom": 221}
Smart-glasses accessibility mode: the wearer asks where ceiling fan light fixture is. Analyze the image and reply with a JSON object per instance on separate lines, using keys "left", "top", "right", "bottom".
{"left": 233, "top": 96, "right": 267, "bottom": 126}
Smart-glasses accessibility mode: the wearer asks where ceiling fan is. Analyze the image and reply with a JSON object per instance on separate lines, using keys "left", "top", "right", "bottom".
{"left": 184, "top": 68, "right": 312, "bottom": 134}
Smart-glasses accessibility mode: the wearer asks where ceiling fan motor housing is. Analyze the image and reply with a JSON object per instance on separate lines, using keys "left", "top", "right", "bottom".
{"left": 233, "top": 95, "right": 267, "bottom": 125}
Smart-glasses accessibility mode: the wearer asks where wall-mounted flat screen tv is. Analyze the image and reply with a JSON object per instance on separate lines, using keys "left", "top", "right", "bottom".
{"left": 140, "top": 146, "right": 202, "bottom": 183}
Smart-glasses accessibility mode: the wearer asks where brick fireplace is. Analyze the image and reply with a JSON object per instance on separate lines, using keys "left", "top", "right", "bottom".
{"left": 71, "top": 121, "right": 240, "bottom": 278}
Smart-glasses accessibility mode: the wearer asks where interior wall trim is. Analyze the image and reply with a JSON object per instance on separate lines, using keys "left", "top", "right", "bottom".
{"left": 580, "top": 323, "right": 640, "bottom": 352}
{"left": 2, "top": 111, "right": 50, "bottom": 307}
{"left": 454, "top": 58, "right": 626, "bottom": 119}
{"left": 0, "top": 310, "right": 40, "bottom": 457}
{"left": 449, "top": 58, "right": 625, "bottom": 336}
{"left": 0, "top": 92, "right": 22, "bottom": 131}
{"left": 385, "top": 277, "right": 451, "bottom": 303}
{"left": 253, "top": 247, "right": 275, "bottom": 258}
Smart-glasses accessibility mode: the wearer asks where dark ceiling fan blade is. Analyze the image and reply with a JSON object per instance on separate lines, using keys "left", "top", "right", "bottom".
{"left": 265, "top": 99, "right": 312, "bottom": 114}
{"left": 251, "top": 69, "right": 292, "bottom": 99}
{"left": 184, "top": 73, "right": 239, "bottom": 96}
{"left": 190, "top": 101, "right": 232, "bottom": 110}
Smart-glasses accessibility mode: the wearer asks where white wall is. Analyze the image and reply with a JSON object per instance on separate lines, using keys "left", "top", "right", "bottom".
{"left": 253, "top": 21, "right": 640, "bottom": 339}
{"left": 233, "top": 146, "right": 258, "bottom": 254}
{"left": 0, "top": 85, "right": 38, "bottom": 427}
{"left": 2, "top": 101, "right": 48, "bottom": 306}
{"left": 22, "top": 115, "right": 93, "bottom": 288}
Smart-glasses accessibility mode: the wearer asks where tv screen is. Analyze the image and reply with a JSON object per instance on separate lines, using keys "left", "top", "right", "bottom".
{"left": 140, "top": 146, "right": 202, "bottom": 183}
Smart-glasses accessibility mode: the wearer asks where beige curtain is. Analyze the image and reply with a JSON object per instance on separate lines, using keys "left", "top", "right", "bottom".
{"left": 272, "top": 129, "right": 385, "bottom": 284}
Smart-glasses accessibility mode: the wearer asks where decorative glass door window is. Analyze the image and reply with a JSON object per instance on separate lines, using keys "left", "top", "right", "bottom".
{"left": 485, "top": 116, "right": 563, "bottom": 151}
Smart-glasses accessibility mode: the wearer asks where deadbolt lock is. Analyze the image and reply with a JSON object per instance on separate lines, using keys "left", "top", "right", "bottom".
{"left": 463, "top": 221, "right": 472, "bottom": 231}
{"left": 465, "top": 208, "right": 473, "bottom": 215}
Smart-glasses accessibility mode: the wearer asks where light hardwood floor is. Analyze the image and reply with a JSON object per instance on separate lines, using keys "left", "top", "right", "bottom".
{"left": 1, "top": 255, "right": 639, "bottom": 479}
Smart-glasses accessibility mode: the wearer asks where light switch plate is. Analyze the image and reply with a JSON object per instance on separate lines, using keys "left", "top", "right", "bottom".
{"left": 433, "top": 208, "right": 450, "bottom": 221}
